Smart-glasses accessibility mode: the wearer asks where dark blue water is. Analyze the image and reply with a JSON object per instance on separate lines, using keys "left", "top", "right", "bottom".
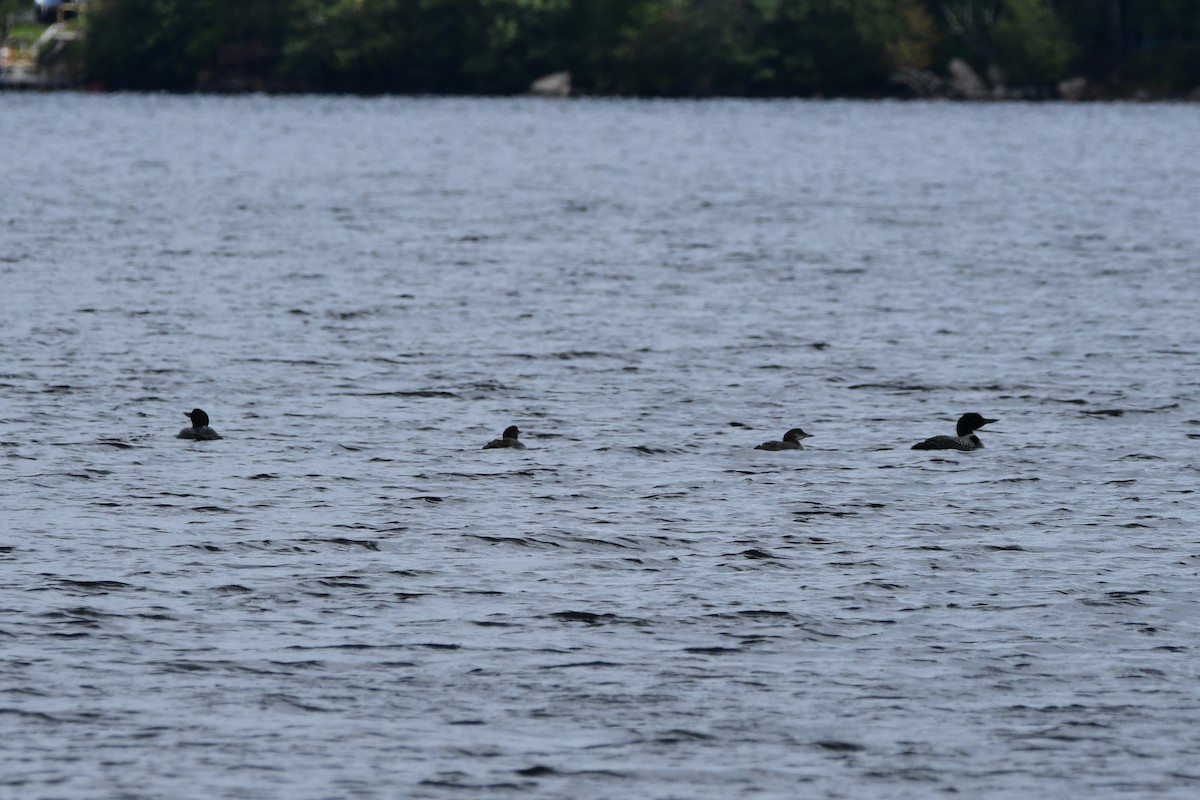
{"left": 2, "top": 95, "right": 1199, "bottom": 798}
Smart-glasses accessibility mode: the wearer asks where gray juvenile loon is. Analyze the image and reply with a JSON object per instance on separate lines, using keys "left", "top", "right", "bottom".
{"left": 912, "top": 413, "right": 996, "bottom": 451}
{"left": 178, "top": 408, "right": 222, "bottom": 440}
{"left": 483, "top": 425, "right": 525, "bottom": 449}
{"left": 755, "top": 428, "right": 812, "bottom": 451}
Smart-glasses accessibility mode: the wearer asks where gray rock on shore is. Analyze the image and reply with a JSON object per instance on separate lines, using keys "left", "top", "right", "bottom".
{"left": 1057, "top": 76, "right": 1089, "bottom": 101}
{"left": 529, "top": 71, "right": 571, "bottom": 97}
{"left": 948, "top": 58, "right": 988, "bottom": 100}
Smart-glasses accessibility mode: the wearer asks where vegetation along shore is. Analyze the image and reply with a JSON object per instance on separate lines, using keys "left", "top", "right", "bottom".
{"left": 2, "top": 0, "right": 1198, "bottom": 98}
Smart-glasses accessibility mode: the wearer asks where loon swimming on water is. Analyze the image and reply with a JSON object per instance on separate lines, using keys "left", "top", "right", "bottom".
{"left": 178, "top": 408, "right": 222, "bottom": 440}
{"left": 483, "top": 425, "right": 525, "bottom": 449}
{"left": 755, "top": 428, "right": 812, "bottom": 451}
{"left": 911, "top": 413, "right": 996, "bottom": 451}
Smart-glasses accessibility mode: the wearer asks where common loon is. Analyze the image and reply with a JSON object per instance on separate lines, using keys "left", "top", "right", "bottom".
{"left": 483, "top": 425, "right": 525, "bottom": 449}
{"left": 178, "top": 408, "right": 222, "bottom": 440}
{"left": 755, "top": 428, "right": 812, "bottom": 451}
{"left": 911, "top": 413, "right": 996, "bottom": 451}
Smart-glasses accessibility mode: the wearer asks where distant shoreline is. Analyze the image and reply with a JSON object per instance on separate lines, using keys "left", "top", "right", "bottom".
{"left": 3, "top": 82, "right": 1198, "bottom": 103}
{"left": 6, "top": 1, "right": 1200, "bottom": 104}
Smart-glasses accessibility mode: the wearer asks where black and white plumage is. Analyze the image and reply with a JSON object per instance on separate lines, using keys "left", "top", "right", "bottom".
{"left": 912, "top": 413, "right": 996, "bottom": 451}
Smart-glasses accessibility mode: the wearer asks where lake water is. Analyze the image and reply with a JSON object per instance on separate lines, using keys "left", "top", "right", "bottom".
{"left": 2, "top": 94, "right": 1199, "bottom": 799}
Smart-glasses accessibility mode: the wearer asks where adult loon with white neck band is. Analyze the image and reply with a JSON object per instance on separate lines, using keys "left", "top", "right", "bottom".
{"left": 755, "top": 428, "right": 812, "bottom": 451}
{"left": 912, "top": 413, "right": 996, "bottom": 451}
{"left": 178, "top": 408, "right": 222, "bottom": 440}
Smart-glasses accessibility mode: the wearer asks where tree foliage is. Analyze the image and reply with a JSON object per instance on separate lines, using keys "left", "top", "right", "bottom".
{"left": 991, "top": 0, "right": 1077, "bottom": 86}
{"left": 2, "top": 0, "right": 27, "bottom": 42}
{"left": 79, "top": 0, "right": 1200, "bottom": 95}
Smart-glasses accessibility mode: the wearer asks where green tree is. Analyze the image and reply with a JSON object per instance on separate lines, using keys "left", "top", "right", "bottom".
{"left": 1051, "top": 0, "right": 1200, "bottom": 90}
{"left": 886, "top": 0, "right": 941, "bottom": 71}
{"left": 613, "top": 0, "right": 777, "bottom": 96}
{"left": 78, "top": 0, "right": 1200, "bottom": 96}
{"left": 278, "top": 0, "right": 361, "bottom": 90}
{"left": 85, "top": 0, "right": 202, "bottom": 90}
{"left": 938, "top": 0, "right": 999, "bottom": 72}
{"left": 1, "top": 0, "right": 26, "bottom": 43}
{"left": 86, "top": 0, "right": 290, "bottom": 90}
{"left": 991, "top": 0, "right": 1078, "bottom": 85}
{"left": 1124, "top": 0, "right": 1200, "bottom": 92}
{"left": 760, "top": 0, "right": 906, "bottom": 96}
{"left": 282, "top": 0, "right": 572, "bottom": 93}
{"left": 548, "top": 0, "right": 657, "bottom": 93}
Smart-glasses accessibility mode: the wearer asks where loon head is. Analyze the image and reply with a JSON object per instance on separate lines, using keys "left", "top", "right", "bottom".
{"left": 185, "top": 408, "right": 211, "bottom": 428}
{"left": 502, "top": 425, "right": 520, "bottom": 440}
{"left": 782, "top": 428, "right": 812, "bottom": 444}
{"left": 956, "top": 413, "right": 997, "bottom": 437}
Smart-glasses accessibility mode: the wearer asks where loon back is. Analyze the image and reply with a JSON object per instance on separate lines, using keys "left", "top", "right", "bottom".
{"left": 912, "top": 434, "right": 981, "bottom": 451}
{"left": 484, "top": 437, "right": 525, "bottom": 449}
{"left": 755, "top": 439, "right": 801, "bottom": 451}
{"left": 179, "top": 425, "right": 222, "bottom": 441}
